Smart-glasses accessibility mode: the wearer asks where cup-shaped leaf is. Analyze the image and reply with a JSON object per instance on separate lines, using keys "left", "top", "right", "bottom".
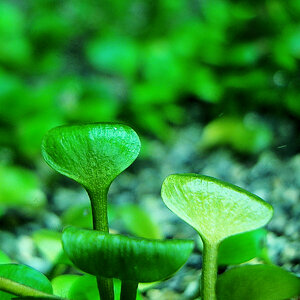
{"left": 41, "top": 123, "right": 141, "bottom": 190}
{"left": 62, "top": 226, "right": 194, "bottom": 283}
{"left": 216, "top": 264, "right": 300, "bottom": 300}
{"left": 161, "top": 174, "right": 273, "bottom": 244}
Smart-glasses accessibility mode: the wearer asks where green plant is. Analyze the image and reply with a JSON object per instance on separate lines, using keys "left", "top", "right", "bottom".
{"left": 161, "top": 173, "right": 274, "bottom": 300}
{"left": 41, "top": 123, "right": 193, "bottom": 300}
{"left": 42, "top": 123, "right": 141, "bottom": 300}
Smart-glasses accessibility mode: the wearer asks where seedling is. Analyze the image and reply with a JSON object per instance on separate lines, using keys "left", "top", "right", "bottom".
{"left": 62, "top": 226, "right": 194, "bottom": 300}
{"left": 161, "top": 173, "right": 273, "bottom": 300}
{"left": 42, "top": 123, "right": 141, "bottom": 300}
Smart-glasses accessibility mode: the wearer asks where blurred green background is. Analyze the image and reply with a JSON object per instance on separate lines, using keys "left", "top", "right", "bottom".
{"left": 0, "top": 0, "right": 300, "bottom": 289}
{"left": 1, "top": 0, "right": 300, "bottom": 164}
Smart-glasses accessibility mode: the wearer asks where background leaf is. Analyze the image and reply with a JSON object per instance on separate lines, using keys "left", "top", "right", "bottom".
{"left": 217, "top": 264, "right": 300, "bottom": 300}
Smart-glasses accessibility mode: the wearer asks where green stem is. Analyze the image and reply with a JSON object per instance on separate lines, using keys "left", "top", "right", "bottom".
{"left": 87, "top": 187, "right": 114, "bottom": 300}
{"left": 201, "top": 241, "right": 219, "bottom": 300}
{"left": 120, "top": 280, "right": 138, "bottom": 300}
{"left": 0, "top": 276, "right": 59, "bottom": 298}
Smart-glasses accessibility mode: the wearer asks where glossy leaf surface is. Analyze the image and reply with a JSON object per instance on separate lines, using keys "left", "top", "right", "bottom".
{"left": 216, "top": 264, "right": 300, "bottom": 300}
{"left": 62, "top": 226, "right": 193, "bottom": 282}
{"left": 161, "top": 174, "right": 273, "bottom": 244}
{"left": 42, "top": 123, "right": 141, "bottom": 189}
{"left": 218, "top": 229, "right": 268, "bottom": 265}
{"left": 0, "top": 264, "right": 53, "bottom": 300}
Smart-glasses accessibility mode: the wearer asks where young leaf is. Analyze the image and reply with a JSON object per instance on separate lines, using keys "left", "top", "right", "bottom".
{"left": 216, "top": 264, "right": 300, "bottom": 300}
{"left": 218, "top": 229, "right": 268, "bottom": 265}
{"left": 62, "top": 226, "right": 193, "bottom": 283}
{"left": 0, "top": 264, "right": 53, "bottom": 300}
{"left": 41, "top": 123, "right": 141, "bottom": 190}
{"left": 161, "top": 174, "right": 273, "bottom": 244}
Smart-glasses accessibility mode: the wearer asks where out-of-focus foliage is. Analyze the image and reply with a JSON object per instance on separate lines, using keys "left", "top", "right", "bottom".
{"left": 1, "top": 0, "right": 300, "bottom": 164}
{"left": 0, "top": 165, "right": 46, "bottom": 215}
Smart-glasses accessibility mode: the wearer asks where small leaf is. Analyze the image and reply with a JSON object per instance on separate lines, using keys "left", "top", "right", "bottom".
{"left": 161, "top": 174, "right": 273, "bottom": 244}
{"left": 51, "top": 275, "right": 80, "bottom": 298}
{"left": 0, "top": 165, "right": 46, "bottom": 212}
{"left": 119, "top": 204, "right": 163, "bottom": 239}
{"left": 216, "top": 264, "right": 300, "bottom": 300}
{"left": 0, "top": 264, "right": 53, "bottom": 300}
{"left": 41, "top": 123, "right": 141, "bottom": 190}
{"left": 32, "top": 230, "right": 71, "bottom": 266}
{"left": 62, "top": 226, "right": 193, "bottom": 283}
{"left": 0, "top": 250, "right": 11, "bottom": 264}
{"left": 218, "top": 229, "right": 268, "bottom": 265}
{"left": 200, "top": 116, "right": 273, "bottom": 154}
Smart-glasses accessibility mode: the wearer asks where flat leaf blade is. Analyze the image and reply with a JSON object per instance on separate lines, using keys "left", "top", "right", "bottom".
{"left": 41, "top": 123, "right": 141, "bottom": 189}
{"left": 62, "top": 226, "right": 193, "bottom": 282}
{"left": 161, "top": 174, "right": 273, "bottom": 243}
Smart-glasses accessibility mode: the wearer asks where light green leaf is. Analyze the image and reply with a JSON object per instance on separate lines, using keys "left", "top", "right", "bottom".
{"left": 32, "top": 230, "right": 70, "bottom": 266}
{"left": 0, "top": 165, "right": 46, "bottom": 212}
{"left": 218, "top": 229, "right": 268, "bottom": 265}
{"left": 119, "top": 204, "right": 162, "bottom": 239}
{"left": 0, "top": 250, "right": 11, "bottom": 264}
{"left": 0, "top": 264, "right": 53, "bottom": 300}
{"left": 41, "top": 123, "right": 141, "bottom": 190}
{"left": 68, "top": 275, "right": 143, "bottom": 300}
{"left": 216, "top": 264, "right": 300, "bottom": 300}
{"left": 161, "top": 174, "right": 273, "bottom": 244}
{"left": 51, "top": 275, "right": 80, "bottom": 298}
{"left": 201, "top": 116, "right": 273, "bottom": 154}
{"left": 62, "top": 226, "right": 193, "bottom": 283}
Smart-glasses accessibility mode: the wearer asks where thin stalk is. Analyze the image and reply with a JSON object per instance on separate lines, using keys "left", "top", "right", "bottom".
{"left": 201, "top": 240, "right": 219, "bottom": 300}
{"left": 0, "top": 276, "right": 59, "bottom": 298}
{"left": 120, "top": 280, "right": 138, "bottom": 300}
{"left": 87, "top": 187, "right": 114, "bottom": 300}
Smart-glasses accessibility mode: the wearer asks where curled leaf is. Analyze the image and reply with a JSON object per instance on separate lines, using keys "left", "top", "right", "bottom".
{"left": 62, "top": 226, "right": 193, "bottom": 283}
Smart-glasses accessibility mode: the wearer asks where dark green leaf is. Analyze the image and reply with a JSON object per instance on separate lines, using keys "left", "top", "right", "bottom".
{"left": 62, "top": 226, "right": 193, "bottom": 282}
{"left": 0, "top": 264, "right": 53, "bottom": 300}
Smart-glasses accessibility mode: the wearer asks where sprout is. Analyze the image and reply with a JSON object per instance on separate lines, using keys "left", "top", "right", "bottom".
{"left": 42, "top": 123, "right": 141, "bottom": 300}
{"left": 161, "top": 173, "right": 273, "bottom": 300}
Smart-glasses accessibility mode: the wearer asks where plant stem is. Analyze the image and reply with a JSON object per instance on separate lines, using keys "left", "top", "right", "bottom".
{"left": 201, "top": 240, "right": 219, "bottom": 300}
{"left": 87, "top": 187, "right": 114, "bottom": 300}
{"left": 0, "top": 276, "right": 59, "bottom": 298}
{"left": 120, "top": 280, "right": 138, "bottom": 300}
